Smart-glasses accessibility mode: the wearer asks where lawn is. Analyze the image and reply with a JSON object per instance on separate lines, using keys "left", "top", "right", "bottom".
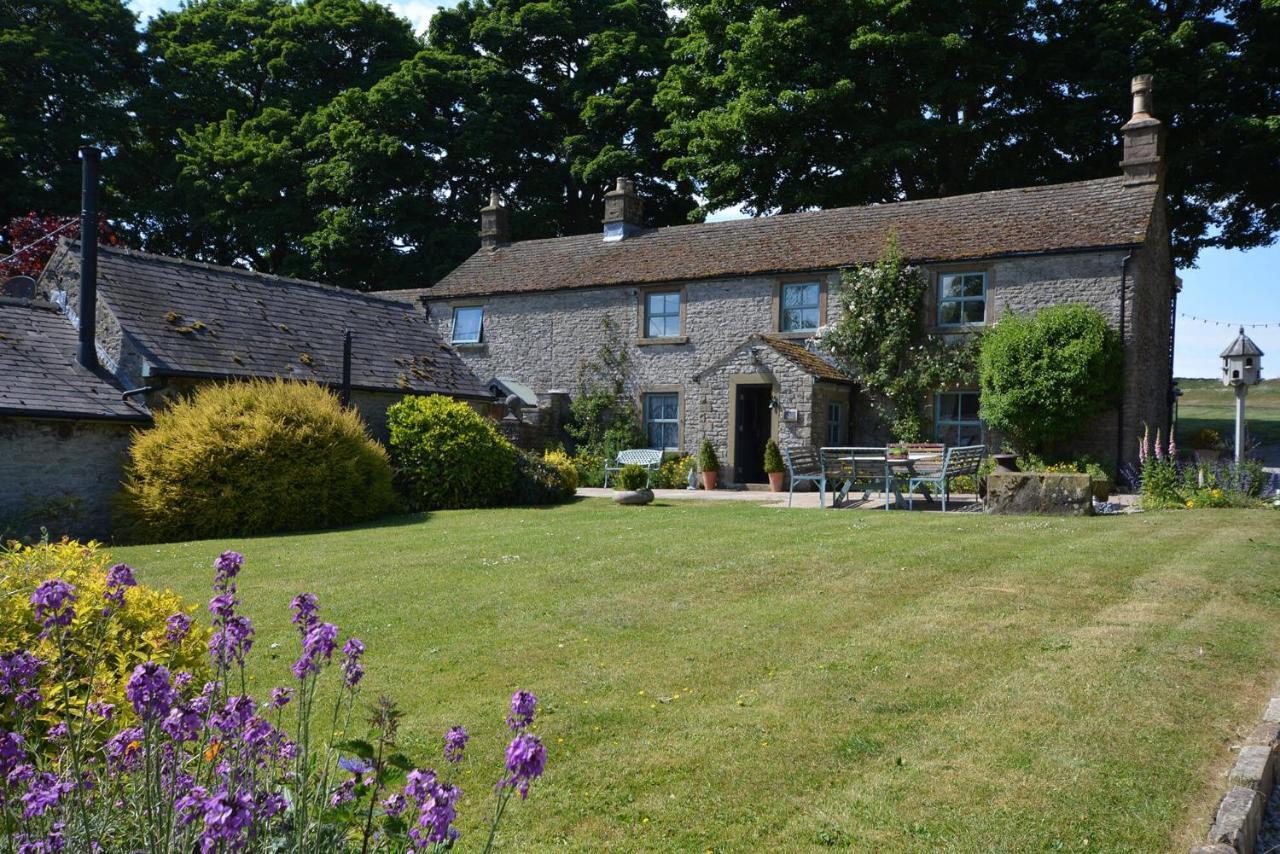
{"left": 1176, "top": 377, "right": 1280, "bottom": 448}
{"left": 110, "top": 501, "right": 1280, "bottom": 852}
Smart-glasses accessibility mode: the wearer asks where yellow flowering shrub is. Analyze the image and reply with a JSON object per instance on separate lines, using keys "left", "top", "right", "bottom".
{"left": 542, "top": 449, "right": 580, "bottom": 494}
{"left": 0, "top": 539, "right": 209, "bottom": 734}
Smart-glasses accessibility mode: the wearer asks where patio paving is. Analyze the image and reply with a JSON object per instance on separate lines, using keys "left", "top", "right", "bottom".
{"left": 576, "top": 486, "right": 984, "bottom": 511}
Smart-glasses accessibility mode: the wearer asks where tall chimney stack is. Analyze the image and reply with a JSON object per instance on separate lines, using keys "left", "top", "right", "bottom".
{"left": 479, "top": 190, "right": 509, "bottom": 250}
{"left": 603, "top": 177, "right": 644, "bottom": 241}
{"left": 78, "top": 146, "right": 101, "bottom": 372}
{"left": 1120, "top": 74, "right": 1164, "bottom": 187}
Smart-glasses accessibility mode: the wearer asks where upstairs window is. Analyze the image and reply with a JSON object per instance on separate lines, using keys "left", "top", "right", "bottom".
{"left": 938, "top": 272, "right": 986, "bottom": 326}
{"left": 451, "top": 306, "right": 483, "bottom": 344}
{"left": 934, "top": 391, "right": 983, "bottom": 446}
{"left": 644, "top": 393, "right": 679, "bottom": 451}
{"left": 780, "top": 282, "right": 821, "bottom": 332}
{"left": 644, "top": 291, "right": 681, "bottom": 338}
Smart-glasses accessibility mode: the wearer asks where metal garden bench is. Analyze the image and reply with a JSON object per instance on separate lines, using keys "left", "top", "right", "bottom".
{"left": 603, "top": 448, "right": 664, "bottom": 488}
{"left": 781, "top": 446, "right": 830, "bottom": 508}
{"left": 907, "top": 444, "right": 986, "bottom": 511}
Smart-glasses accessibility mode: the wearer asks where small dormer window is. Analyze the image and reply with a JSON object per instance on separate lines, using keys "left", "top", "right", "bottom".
{"left": 451, "top": 306, "right": 483, "bottom": 344}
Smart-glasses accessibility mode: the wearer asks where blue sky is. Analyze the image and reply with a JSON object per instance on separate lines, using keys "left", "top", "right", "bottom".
{"left": 128, "top": 0, "right": 1278, "bottom": 378}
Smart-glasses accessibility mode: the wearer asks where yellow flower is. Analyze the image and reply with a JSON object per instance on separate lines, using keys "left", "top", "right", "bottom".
{"left": 1186, "top": 500, "right": 1194, "bottom": 508}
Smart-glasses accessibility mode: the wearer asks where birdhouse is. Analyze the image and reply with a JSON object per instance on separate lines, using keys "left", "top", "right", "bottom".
{"left": 1220, "top": 327, "right": 1264, "bottom": 387}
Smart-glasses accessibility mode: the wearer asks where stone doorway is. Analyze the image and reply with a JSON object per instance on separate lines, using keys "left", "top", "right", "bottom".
{"left": 733, "top": 383, "right": 773, "bottom": 483}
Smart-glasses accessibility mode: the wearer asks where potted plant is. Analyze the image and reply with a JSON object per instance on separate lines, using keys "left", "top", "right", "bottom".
{"left": 699, "top": 439, "right": 720, "bottom": 490}
{"left": 612, "top": 464, "right": 653, "bottom": 505}
{"left": 887, "top": 443, "right": 908, "bottom": 460}
{"left": 1188, "top": 428, "right": 1222, "bottom": 463}
{"left": 763, "top": 438, "right": 785, "bottom": 492}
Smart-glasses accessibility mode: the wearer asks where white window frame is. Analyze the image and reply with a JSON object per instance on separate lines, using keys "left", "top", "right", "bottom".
{"left": 937, "top": 272, "right": 987, "bottom": 327}
{"left": 934, "top": 390, "right": 984, "bottom": 446}
{"left": 827, "top": 401, "right": 844, "bottom": 446}
{"left": 644, "top": 291, "right": 681, "bottom": 339}
{"left": 643, "top": 392, "right": 680, "bottom": 452}
{"left": 780, "top": 281, "right": 822, "bottom": 332}
{"left": 451, "top": 305, "right": 484, "bottom": 344}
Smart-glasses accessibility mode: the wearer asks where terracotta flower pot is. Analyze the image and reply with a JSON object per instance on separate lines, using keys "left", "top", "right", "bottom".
{"left": 767, "top": 472, "right": 785, "bottom": 492}
{"left": 701, "top": 470, "right": 718, "bottom": 490}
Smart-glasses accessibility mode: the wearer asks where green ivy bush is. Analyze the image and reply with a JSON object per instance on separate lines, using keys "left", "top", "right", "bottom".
{"left": 386, "top": 394, "right": 517, "bottom": 510}
{"left": 616, "top": 464, "right": 650, "bottom": 491}
{"left": 978, "top": 304, "right": 1121, "bottom": 456}
{"left": 119, "top": 380, "right": 396, "bottom": 541}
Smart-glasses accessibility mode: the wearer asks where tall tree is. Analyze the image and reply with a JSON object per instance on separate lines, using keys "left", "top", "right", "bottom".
{"left": 0, "top": 0, "right": 144, "bottom": 240}
{"left": 114, "top": 0, "right": 420, "bottom": 273}
{"left": 658, "top": 0, "right": 1280, "bottom": 265}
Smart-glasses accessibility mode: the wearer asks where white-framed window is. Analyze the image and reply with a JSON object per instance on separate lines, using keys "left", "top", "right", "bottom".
{"left": 780, "top": 282, "right": 821, "bottom": 332}
{"left": 643, "top": 393, "right": 679, "bottom": 451}
{"left": 451, "top": 306, "right": 484, "bottom": 344}
{"left": 934, "top": 391, "right": 984, "bottom": 446}
{"left": 937, "top": 272, "right": 986, "bottom": 326}
{"left": 644, "top": 291, "right": 681, "bottom": 338}
{"left": 827, "top": 401, "right": 844, "bottom": 446}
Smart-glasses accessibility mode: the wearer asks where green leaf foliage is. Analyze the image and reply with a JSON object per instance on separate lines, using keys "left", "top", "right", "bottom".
{"left": 510, "top": 450, "right": 576, "bottom": 505}
{"left": 616, "top": 464, "right": 649, "bottom": 491}
{"left": 977, "top": 304, "right": 1122, "bottom": 455}
{"left": 386, "top": 393, "right": 517, "bottom": 510}
{"left": 119, "top": 379, "right": 397, "bottom": 541}
{"left": 763, "top": 438, "right": 784, "bottom": 474}
{"left": 698, "top": 438, "right": 719, "bottom": 473}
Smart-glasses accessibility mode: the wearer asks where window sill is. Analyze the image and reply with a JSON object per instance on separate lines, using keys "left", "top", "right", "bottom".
{"left": 635, "top": 336, "right": 689, "bottom": 346}
{"left": 451, "top": 341, "right": 487, "bottom": 352}
{"left": 772, "top": 330, "right": 818, "bottom": 340}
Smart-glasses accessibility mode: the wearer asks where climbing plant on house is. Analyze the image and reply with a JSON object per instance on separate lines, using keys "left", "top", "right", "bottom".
{"left": 566, "top": 314, "right": 646, "bottom": 459}
{"left": 822, "top": 235, "right": 978, "bottom": 441}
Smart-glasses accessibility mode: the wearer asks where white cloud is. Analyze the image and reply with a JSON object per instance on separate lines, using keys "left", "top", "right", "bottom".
{"left": 382, "top": 0, "right": 447, "bottom": 36}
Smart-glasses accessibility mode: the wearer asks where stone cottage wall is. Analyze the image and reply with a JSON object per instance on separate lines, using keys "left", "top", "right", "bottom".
{"left": 0, "top": 417, "right": 138, "bottom": 541}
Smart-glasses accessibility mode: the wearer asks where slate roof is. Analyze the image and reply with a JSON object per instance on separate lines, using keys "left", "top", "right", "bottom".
{"left": 759, "top": 335, "right": 852, "bottom": 383}
{"left": 46, "top": 243, "right": 488, "bottom": 399}
{"left": 421, "top": 176, "right": 1158, "bottom": 299}
{"left": 1220, "top": 328, "right": 1264, "bottom": 358}
{"left": 0, "top": 298, "right": 150, "bottom": 421}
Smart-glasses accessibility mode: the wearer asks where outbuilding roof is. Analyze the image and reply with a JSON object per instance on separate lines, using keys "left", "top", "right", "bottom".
{"left": 1220, "top": 328, "right": 1265, "bottom": 358}
{"left": 421, "top": 176, "right": 1158, "bottom": 299}
{"left": 43, "top": 243, "right": 489, "bottom": 399}
{"left": 0, "top": 298, "right": 150, "bottom": 421}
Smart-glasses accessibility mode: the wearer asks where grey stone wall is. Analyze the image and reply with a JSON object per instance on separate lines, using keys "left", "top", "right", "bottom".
{"left": 0, "top": 417, "right": 138, "bottom": 541}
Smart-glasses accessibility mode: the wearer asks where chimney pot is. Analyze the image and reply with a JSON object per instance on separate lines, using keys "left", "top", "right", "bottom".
{"left": 1120, "top": 74, "right": 1164, "bottom": 187}
{"left": 603, "top": 176, "right": 644, "bottom": 241}
{"left": 479, "top": 189, "right": 509, "bottom": 250}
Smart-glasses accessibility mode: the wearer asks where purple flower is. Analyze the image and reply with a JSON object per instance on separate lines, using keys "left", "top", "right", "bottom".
{"left": 47, "top": 723, "right": 68, "bottom": 740}
{"left": 0, "top": 729, "right": 28, "bottom": 779}
{"left": 200, "top": 788, "right": 253, "bottom": 852}
{"left": 443, "top": 726, "right": 469, "bottom": 763}
{"left": 212, "top": 695, "right": 257, "bottom": 733}
{"left": 290, "top": 593, "right": 319, "bottom": 634}
{"left": 30, "top": 580, "right": 76, "bottom": 631}
{"left": 341, "top": 637, "right": 365, "bottom": 688}
{"left": 0, "top": 651, "right": 44, "bottom": 703}
{"left": 382, "top": 792, "right": 407, "bottom": 817}
{"left": 161, "top": 704, "right": 201, "bottom": 743}
{"left": 213, "top": 551, "right": 243, "bottom": 585}
{"left": 403, "top": 769, "right": 460, "bottom": 848}
{"left": 257, "top": 791, "right": 286, "bottom": 819}
{"left": 269, "top": 687, "right": 292, "bottom": 709}
{"left": 87, "top": 700, "right": 114, "bottom": 720}
{"left": 330, "top": 777, "right": 357, "bottom": 806}
{"left": 292, "top": 622, "right": 338, "bottom": 680}
{"left": 165, "top": 613, "right": 192, "bottom": 643}
{"left": 103, "top": 563, "right": 136, "bottom": 609}
{"left": 106, "top": 727, "right": 144, "bottom": 772}
{"left": 508, "top": 690, "right": 537, "bottom": 730}
{"left": 174, "top": 785, "right": 209, "bottom": 826}
{"left": 500, "top": 733, "right": 546, "bottom": 799}
{"left": 21, "top": 771, "right": 70, "bottom": 819}
{"left": 126, "top": 662, "right": 177, "bottom": 721}
{"left": 209, "top": 614, "right": 254, "bottom": 670}
{"left": 338, "top": 756, "right": 372, "bottom": 775}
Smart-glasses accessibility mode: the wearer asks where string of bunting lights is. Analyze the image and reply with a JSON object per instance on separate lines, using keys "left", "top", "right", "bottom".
{"left": 1179, "top": 313, "right": 1277, "bottom": 329}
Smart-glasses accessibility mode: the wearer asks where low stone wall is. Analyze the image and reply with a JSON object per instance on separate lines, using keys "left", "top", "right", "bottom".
{"left": 1191, "top": 687, "right": 1280, "bottom": 854}
{"left": 985, "top": 472, "right": 1093, "bottom": 516}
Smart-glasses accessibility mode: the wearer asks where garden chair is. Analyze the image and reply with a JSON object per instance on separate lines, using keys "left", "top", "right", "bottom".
{"left": 602, "top": 448, "right": 664, "bottom": 488}
{"left": 907, "top": 445, "right": 986, "bottom": 511}
{"left": 826, "top": 447, "right": 891, "bottom": 510}
{"left": 781, "top": 446, "right": 829, "bottom": 508}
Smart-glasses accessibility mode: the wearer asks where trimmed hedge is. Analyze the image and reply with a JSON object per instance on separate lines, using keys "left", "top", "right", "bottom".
{"left": 510, "top": 451, "right": 575, "bottom": 505}
{"left": 386, "top": 394, "right": 517, "bottom": 510}
{"left": 119, "top": 380, "right": 396, "bottom": 541}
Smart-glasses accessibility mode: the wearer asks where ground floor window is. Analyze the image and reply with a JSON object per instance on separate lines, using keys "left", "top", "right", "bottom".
{"left": 827, "top": 401, "right": 844, "bottom": 445}
{"left": 934, "top": 391, "right": 983, "bottom": 446}
{"left": 644, "top": 393, "right": 679, "bottom": 451}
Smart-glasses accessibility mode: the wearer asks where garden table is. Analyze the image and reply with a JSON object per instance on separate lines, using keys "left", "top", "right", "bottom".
{"left": 831, "top": 451, "right": 943, "bottom": 509}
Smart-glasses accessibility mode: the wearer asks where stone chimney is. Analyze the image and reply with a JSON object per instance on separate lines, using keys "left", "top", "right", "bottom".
{"left": 1120, "top": 74, "right": 1165, "bottom": 187}
{"left": 480, "top": 190, "right": 509, "bottom": 250}
{"left": 603, "top": 177, "right": 644, "bottom": 241}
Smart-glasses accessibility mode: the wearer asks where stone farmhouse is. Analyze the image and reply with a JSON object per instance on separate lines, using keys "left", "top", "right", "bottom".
{"left": 407, "top": 76, "right": 1176, "bottom": 484}
{"left": 1, "top": 243, "right": 487, "bottom": 537}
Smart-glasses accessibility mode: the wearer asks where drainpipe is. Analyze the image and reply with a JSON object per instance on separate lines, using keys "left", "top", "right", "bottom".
{"left": 340, "top": 330, "right": 353, "bottom": 407}
{"left": 1115, "top": 251, "right": 1133, "bottom": 473}
{"left": 77, "top": 146, "right": 101, "bottom": 371}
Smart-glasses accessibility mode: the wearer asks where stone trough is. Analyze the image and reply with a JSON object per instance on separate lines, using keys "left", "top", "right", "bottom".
{"left": 984, "top": 471, "right": 1094, "bottom": 516}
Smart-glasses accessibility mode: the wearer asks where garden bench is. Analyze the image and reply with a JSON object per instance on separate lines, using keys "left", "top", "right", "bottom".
{"left": 907, "top": 444, "right": 986, "bottom": 511}
{"left": 603, "top": 448, "right": 664, "bottom": 488}
{"left": 781, "top": 446, "right": 830, "bottom": 508}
